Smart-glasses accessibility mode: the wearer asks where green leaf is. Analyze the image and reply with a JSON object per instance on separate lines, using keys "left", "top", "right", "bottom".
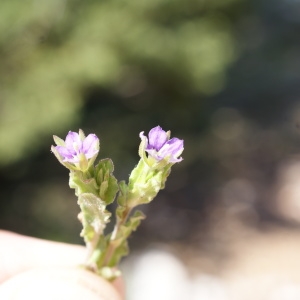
{"left": 159, "top": 164, "right": 172, "bottom": 189}
{"left": 127, "top": 171, "right": 164, "bottom": 207}
{"left": 69, "top": 171, "right": 99, "bottom": 196}
{"left": 126, "top": 210, "right": 145, "bottom": 231}
{"left": 87, "top": 235, "right": 107, "bottom": 266}
{"left": 107, "top": 240, "right": 129, "bottom": 267}
{"left": 128, "top": 159, "right": 146, "bottom": 188}
{"left": 126, "top": 160, "right": 174, "bottom": 207}
{"left": 94, "top": 158, "right": 119, "bottom": 205}
{"left": 116, "top": 205, "right": 127, "bottom": 220}
{"left": 117, "top": 181, "right": 128, "bottom": 207}
{"left": 108, "top": 210, "right": 145, "bottom": 266}
{"left": 115, "top": 181, "right": 129, "bottom": 219}
{"left": 78, "top": 193, "right": 111, "bottom": 245}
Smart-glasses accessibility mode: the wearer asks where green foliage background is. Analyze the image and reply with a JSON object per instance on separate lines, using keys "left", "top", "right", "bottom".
{"left": 0, "top": 0, "right": 237, "bottom": 164}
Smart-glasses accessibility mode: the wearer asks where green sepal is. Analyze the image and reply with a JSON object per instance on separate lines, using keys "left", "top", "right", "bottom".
{"left": 138, "top": 134, "right": 148, "bottom": 163}
{"left": 78, "top": 129, "right": 86, "bottom": 140}
{"left": 50, "top": 145, "right": 78, "bottom": 171}
{"left": 94, "top": 158, "right": 119, "bottom": 205}
{"left": 77, "top": 193, "right": 111, "bottom": 248}
{"left": 128, "top": 159, "right": 148, "bottom": 189}
{"left": 158, "top": 164, "right": 172, "bottom": 190}
{"left": 53, "top": 135, "right": 65, "bottom": 146}
{"left": 126, "top": 159, "right": 171, "bottom": 207}
{"left": 69, "top": 171, "right": 99, "bottom": 196}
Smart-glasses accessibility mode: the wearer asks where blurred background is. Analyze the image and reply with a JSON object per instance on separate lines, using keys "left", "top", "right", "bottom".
{"left": 1, "top": 0, "right": 300, "bottom": 298}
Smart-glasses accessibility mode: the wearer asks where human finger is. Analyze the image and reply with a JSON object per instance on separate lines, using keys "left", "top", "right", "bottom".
{"left": 0, "top": 231, "right": 125, "bottom": 297}
{"left": 0, "top": 266, "right": 123, "bottom": 300}
{"left": 0, "top": 230, "right": 85, "bottom": 283}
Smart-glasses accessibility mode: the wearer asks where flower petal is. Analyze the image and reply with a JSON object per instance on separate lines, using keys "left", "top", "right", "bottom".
{"left": 147, "top": 126, "right": 168, "bottom": 151}
{"left": 158, "top": 138, "right": 184, "bottom": 162}
{"left": 55, "top": 146, "right": 75, "bottom": 161}
{"left": 65, "top": 131, "right": 82, "bottom": 151}
{"left": 82, "top": 134, "right": 99, "bottom": 158}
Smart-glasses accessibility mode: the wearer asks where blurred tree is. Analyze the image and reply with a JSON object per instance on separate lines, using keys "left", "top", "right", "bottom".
{"left": 0, "top": 0, "right": 241, "bottom": 165}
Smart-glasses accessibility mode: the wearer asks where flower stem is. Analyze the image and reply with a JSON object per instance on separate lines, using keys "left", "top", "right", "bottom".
{"left": 101, "top": 206, "right": 132, "bottom": 267}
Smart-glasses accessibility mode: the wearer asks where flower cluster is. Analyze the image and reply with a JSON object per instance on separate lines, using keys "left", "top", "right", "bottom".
{"left": 51, "top": 126, "right": 184, "bottom": 280}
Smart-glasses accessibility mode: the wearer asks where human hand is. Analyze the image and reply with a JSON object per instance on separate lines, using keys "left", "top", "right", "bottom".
{"left": 0, "top": 230, "right": 124, "bottom": 300}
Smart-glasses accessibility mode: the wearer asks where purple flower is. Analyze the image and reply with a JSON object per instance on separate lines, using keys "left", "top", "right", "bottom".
{"left": 140, "top": 126, "right": 184, "bottom": 163}
{"left": 52, "top": 130, "right": 99, "bottom": 171}
{"left": 55, "top": 131, "right": 99, "bottom": 163}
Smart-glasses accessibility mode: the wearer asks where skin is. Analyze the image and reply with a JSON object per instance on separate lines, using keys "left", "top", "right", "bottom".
{"left": 0, "top": 230, "right": 124, "bottom": 300}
